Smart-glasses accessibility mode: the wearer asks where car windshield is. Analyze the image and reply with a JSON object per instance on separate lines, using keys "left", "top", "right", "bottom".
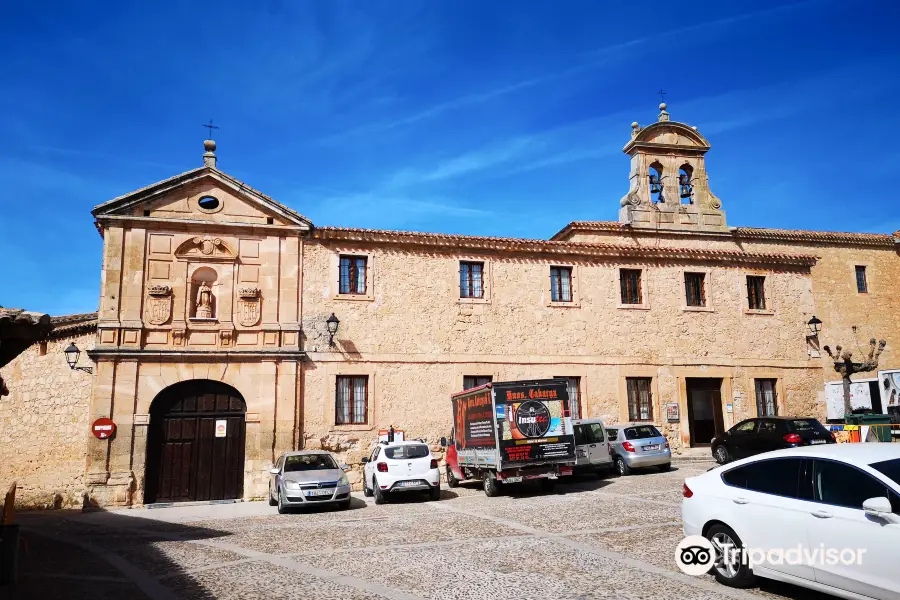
{"left": 284, "top": 454, "right": 336, "bottom": 472}
{"left": 384, "top": 445, "right": 429, "bottom": 460}
{"left": 624, "top": 425, "right": 661, "bottom": 440}
{"left": 870, "top": 458, "right": 900, "bottom": 487}
{"left": 785, "top": 419, "right": 827, "bottom": 433}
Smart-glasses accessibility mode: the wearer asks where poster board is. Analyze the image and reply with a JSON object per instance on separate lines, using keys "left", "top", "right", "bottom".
{"left": 825, "top": 379, "right": 874, "bottom": 421}
{"left": 877, "top": 369, "right": 900, "bottom": 424}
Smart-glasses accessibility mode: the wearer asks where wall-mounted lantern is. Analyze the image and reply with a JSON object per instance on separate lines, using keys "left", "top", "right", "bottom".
{"left": 807, "top": 316, "right": 822, "bottom": 336}
{"left": 64, "top": 342, "right": 93, "bottom": 374}
{"left": 326, "top": 313, "right": 340, "bottom": 347}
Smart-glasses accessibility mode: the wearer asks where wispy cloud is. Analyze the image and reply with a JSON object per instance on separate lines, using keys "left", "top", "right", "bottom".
{"left": 301, "top": 192, "right": 491, "bottom": 230}
{"left": 321, "top": 0, "right": 821, "bottom": 143}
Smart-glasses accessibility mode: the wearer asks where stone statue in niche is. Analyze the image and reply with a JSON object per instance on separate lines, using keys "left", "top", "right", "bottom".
{"left": 196, "top": 281, "right": 214, "bottom": 319}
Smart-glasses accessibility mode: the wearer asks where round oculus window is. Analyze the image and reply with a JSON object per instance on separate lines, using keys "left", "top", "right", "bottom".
{"left": 198, "top": 196, "right": 220, "bottom": 210}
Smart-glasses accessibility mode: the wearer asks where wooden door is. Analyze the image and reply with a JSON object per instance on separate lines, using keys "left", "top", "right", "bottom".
{"left": 686, "top": 378, "right": 724, "bottom": 447}
{"left": 145, "top": 381, "right": 246, "bottom": 504}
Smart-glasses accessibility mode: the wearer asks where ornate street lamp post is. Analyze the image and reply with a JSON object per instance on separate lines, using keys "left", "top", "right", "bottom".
{"left": 823, "top": 338, "right": 886, "bottom": 417}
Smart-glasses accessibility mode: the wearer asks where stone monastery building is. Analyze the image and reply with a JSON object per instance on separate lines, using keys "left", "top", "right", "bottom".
{"left": 2, "top": 103, "right": 899, "bottom": 508}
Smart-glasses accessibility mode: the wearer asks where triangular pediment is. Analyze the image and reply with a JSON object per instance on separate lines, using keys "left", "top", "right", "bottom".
{"left": 92, "top": 167, "right": 312, "bottom": 229}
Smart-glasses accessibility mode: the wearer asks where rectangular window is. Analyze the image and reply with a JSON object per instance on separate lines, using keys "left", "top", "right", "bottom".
{"left": 626, "top": 377, "right": 653, "bottom": 421}
{"left": 684, "top": 272, "right": 706, "bottom": 307}
{"left": 620, "top": 269, "right": 643, "bottom": 304}
{"left": 339, "top": 256, "right": 367, "bottom": 295}
{"left": 550, "top": 267, "right": 573, "bottom": 302}
{"left": 459, "top": 261, "right": 484, "bottom": 298}
{"left": 335, "top": 375, "right": 368, "bottom": 424}
{"left": 463, "top": 375, "right": 492, "bottom": 390}
{"left": 747, "top": 275, "right": 766, "bottom": 310}
{"left": 556, "top": 376, "right": 581, "bottom": 419}
{"left": 855, "top": 266, "right": 868, "bottom": 293}
{"left": 755, "top": 379, "right": 778, "bottom": 417}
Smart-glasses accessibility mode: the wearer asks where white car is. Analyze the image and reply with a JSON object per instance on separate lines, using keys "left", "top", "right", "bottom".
{"left": 682, "top": 444, "right": 900, "bottom": 599}
{"left": 361, "top": 440, "right": 441, "bottom": 504}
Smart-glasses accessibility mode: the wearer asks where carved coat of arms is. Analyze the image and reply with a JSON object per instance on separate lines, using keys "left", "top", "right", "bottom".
{"left": 146, "top": 284, "right": 172, "bottom": 325}
{"left": 237, "top": 287, "right": 261, "bottom": 327}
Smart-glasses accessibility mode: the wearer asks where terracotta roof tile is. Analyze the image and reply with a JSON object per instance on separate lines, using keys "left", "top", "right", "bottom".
{"left": 313, "top": 226, "right": 816, "bottom": 266}
{"left": 553, "top": 221, "right": 898, "bottom": 247}
{"left": 49, "top": 312, "right": 98, "bottom": 338}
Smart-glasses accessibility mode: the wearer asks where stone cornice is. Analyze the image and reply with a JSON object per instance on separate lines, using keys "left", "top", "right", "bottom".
{"left": 313, "top": 226, "right": 817, "bottom": 267}
{"left": 94, "top": 215, "right": 307, "bottom": 236}
{"left": 88, "top": 348, "right": 306, "bottom": 361}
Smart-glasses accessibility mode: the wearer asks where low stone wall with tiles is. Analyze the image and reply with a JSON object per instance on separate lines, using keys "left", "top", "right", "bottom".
{"left": 0, "top": 332, "right": 94, "bottom": 509}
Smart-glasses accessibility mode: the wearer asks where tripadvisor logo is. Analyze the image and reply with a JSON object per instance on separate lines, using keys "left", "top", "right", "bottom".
{"left": 515, "top": 401, "right": 551, "bottom": 438}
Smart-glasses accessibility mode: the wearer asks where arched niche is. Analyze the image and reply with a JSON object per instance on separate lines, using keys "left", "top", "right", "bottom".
{"left": 190, "top": 266, "right": 218, "bottom": 320}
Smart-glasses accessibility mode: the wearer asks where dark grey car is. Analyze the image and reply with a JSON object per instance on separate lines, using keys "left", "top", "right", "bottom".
{"left": 269, "top": 450, "right": 352, "bottom": 514}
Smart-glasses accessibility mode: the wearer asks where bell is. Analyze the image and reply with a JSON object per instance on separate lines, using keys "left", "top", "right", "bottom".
{"left": 650, "top": 183, "right": 661, "bottom": 194}
{"left": 680, "top": 184, "right": 692, "bottom": 199}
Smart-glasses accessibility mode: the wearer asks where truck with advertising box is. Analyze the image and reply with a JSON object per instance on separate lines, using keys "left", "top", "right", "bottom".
{"left": 442, "top": 378, "right": 577, "bottom": 496}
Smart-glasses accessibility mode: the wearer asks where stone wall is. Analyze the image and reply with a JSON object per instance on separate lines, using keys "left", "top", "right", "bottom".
{"left": 559, "top": 227, "right": 900, "bottom": 391}
{"left": 0, "top": 331, "right": 94, "bottom": 508}
{"left": 300, "top": 238, "right": 824, "bottom": 474}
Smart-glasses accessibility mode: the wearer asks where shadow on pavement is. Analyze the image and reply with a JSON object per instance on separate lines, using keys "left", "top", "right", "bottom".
{"left": 8, "top": 508, "right": 234, "bottom": 600}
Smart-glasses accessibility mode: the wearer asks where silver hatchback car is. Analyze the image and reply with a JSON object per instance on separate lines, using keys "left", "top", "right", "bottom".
{"left": 269, "top": 450, "right": 352, "bottom": 513}
{"left": 606, "top": 424, "right": 671, "bottom": 475}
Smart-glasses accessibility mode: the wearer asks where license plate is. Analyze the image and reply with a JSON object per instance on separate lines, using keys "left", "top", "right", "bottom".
{"left": 396, "top": 480, "right": 420, "bottom": 487}
{"left": 503, "top": 476, "right": 523, "bottom": 483}
{"left": 644, "top": 444, "right": 660, "bottom": 451}
{"left": 810, "top": 439, "right": 826, "bottom": 445}
{"left": 305, "top": 489, "right": 333, "bottom": 497}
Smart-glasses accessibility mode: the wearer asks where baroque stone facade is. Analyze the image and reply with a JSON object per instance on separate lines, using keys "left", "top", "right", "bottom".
{"left": 3, "top": 106, "right": 899, "bottom": 508}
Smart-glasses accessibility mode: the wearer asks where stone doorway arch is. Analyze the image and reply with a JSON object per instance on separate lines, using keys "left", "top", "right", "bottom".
{"left": 144, "top": 379, "right": 246, "bottom": 504}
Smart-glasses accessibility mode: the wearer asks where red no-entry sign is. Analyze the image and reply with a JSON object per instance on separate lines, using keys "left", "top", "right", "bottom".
{"left": 91, "top": 417, "right": 116, "bottom": 440}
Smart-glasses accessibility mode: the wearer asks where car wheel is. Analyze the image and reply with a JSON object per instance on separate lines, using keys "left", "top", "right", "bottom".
{"left": 363, "top": 474, "right": 373, "bottom": 497}
{"left": 714, "top": 445, "right": 731, "bottom": 465}
{"left": 445, "top": 465, "right": 459, "bottom": 488}
{"left": 707, "top": 524, "right": 756, "bottom": 588}
{"left": 276, "top": 489, "right": 289, "bottom": 515}
{"left": 373, "top": 478, "right": 387, "bottom": 505}
{"left": 339, "top": 498, "right": 351, "bottom": 510}
{"left": 615, "top": 456, "right": 631, "bottom": 476}
{"left": 483, "top": 471, "right": 500, "bottom": 497}
{"left": 658, "top": 463, "right": 672, "bottom": 472}
{"left": 268, "top": 488, "right": 277, "bottom": 506}
{"left": 428, "top": 485, "right": 441, "bottom": 501}
{"left": 540, "top": 478, "right": 556, "bottom": 493}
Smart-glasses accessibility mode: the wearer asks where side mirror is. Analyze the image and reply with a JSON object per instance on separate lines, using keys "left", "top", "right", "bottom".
{"left": 863, "top": 496, "right": 893, "bottom": 518}
{"left": 341, "top": 464, "right": 351, "bottom": 472}
{"left": 269, "top": 468, "right": 280, "bottom": 475}
{"left": 440, "top": 437, "right": 447, "bottom": 447}
{"left": 361, "top": 457, "right": 369, "bottom": 464}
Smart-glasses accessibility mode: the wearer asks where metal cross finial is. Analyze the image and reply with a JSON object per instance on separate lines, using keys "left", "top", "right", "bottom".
{"left": 202, "top": 119, "right": 219, "bottom": 139}
{"left": 657, "top": 89, "right": 667, "bottom": 103}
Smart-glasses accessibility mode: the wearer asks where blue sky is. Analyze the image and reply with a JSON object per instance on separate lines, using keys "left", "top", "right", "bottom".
{"left": 1, "top": 0, "right": 898, "bottom": 315}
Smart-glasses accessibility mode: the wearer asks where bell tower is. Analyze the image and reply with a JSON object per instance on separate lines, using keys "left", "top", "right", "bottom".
{"left": 618, "top": 103, "right": 726, "bottom": 232}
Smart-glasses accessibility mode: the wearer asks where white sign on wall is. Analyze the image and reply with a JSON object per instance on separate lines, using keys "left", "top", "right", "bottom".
{"left": 877, "top": 370, "right": 900, "bottom": 410}
{"left": 825, "top": 379, "right": 874, "bottom": 421}
{"left": 215, "top": 419, "right": 227, "bottom": 438}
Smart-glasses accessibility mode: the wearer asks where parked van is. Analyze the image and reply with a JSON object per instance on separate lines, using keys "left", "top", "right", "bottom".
{"left": 572, "top": 418, "right": 613, "bottom": 475}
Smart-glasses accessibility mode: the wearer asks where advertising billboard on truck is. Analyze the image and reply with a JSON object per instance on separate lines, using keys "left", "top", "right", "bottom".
{"left": 495, "top": 380, "right": 574, "bottom": 463}
{"left": 451, "top": 379, "right": 575, "bottom": 463}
